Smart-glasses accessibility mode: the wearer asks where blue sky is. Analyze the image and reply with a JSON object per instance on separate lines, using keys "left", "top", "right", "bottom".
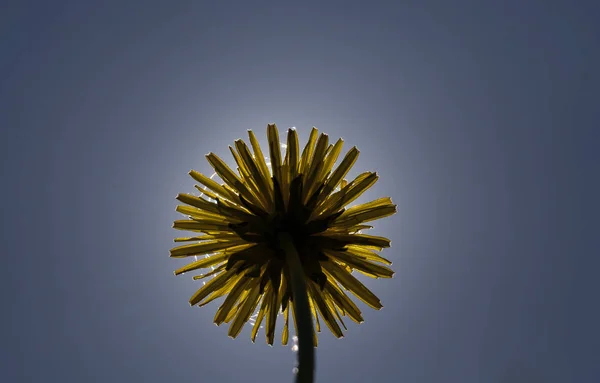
{"left": 1, "top": 1, "right": 599, "bottom": 382}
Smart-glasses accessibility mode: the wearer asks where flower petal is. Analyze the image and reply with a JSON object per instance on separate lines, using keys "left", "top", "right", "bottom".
{"left": 174, "top": 252, "right": 228, "bottom": 275}
{"left": 319, "top": 146, "right": 360, "bottom": 201}
{"left": 189, "top": 267, "right": 240, "bottom": 306}
{"left": 312, "top": 171, "right": 371, "bottom": 219}
{"left": 303, "top": 133, "right": 329, "bottom": 202}
{"left": 323, "top": 172, "right": 379, "bottom": 216}
{"left": 229, "top": 280, "right": 262, "bottom": 338}
{"left": 319, "top": 138, "right": 344, "bottom": 185}
{"left": 198, "top": 273, "right": 244, "bottom": 306}
{"left": 206, "top": 153, "right": 262, "bottom": 209}
{"left": 324, "top": 249, "right": 395, "bottom": 278}
{"left": 176, "top": 193, "right": 223, "bottom": 217}
{"left": 321, "top": 260, "right": 383, "bottom": 310}
{"left": 345, "top": 245, "right": 392, "bottom": 265}
{"left": 251, "top": 282, "right": 270, "bottom": 342}
{"left": 282, "top": 303, "right": 290, "bottom": 345}
{"left": 323, "top": 280, "right": 364, "bottom": 323}
{"left": 325, "top": 291, "right": 347, "bottom": 330}
{"left": 193, "top": 185, "right": 219, "bottom": 201}
{"left": 170, "top": 238, "right": 248, "bottom": 258}
{"left": 189, "top": 170, "right": 241, "bottom": 205}
{"left": 175, "top": 205, "right": 224, "bottom": 221}
{"left": 308, "top": 281, "right": 343, "bottom": 338}
{"left": 173, "top": 219, "right": 232, "bottom": 233}
{"left": 192, "top": 263, "right": 227, "bottom": 280}
{"left": 286, "top": 129, "right": 300, "bottom": 180}
{"left": 321, "top": 233, "right": 391, "bottom": 249}
{"left": 334, "top": 200, "right": 397, "bottom": 227}
{"left": 264, "top": 279, "right": 279, "bottom": 345}
{"left": 298, "top": 127, "right": 318, "bottom": 176}
{"left": 234, "top": 139, "right": 274, "bottom": 211}
{"left": 267, "top": 123, "right": 282, "bottom": 184}
{"left": 309, "top": 294, "right": 321, "bottom": 332}
{"left": 262, "top": 263, "right": 283, "bottom": 344}
{"left": 247, "top": 130, "right": 273, "bottom": 193}
{"left": 214, "top": 276, "right": 253, "bottom": 325}
{"left": 229, "top": 146, "right": 270, "bottom": 212}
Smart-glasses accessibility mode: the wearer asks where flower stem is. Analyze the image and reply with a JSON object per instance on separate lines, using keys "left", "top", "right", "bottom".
{"left": 279, "top": 232, "right": 315, "bottom": 383}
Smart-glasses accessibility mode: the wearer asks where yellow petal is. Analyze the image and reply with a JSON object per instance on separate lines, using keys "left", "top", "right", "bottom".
{"left": 191, "top": 263, "right": 226, "bottom": 280}
{"left": 320, "top": 146, "right": 359, "bottom": 198}
{"left": 323, "top": 281, "right": 364, "bottom": 323}
{"left": 282, "top": 303, "right": 290, "bottom": 345}
{"left": 214, "top": 276, "right": 252, "bottom": 325}
{"left": 247, "top": 130, "right": 273, "bottom": 194}
{"left": 173, "top": 220, "right": 232, "bottom": 233}
{"left": 324, "top": 224, "right": 373, "bottom": 235}
{"left": 324, "top": 249, "right": 395, "bottom": 278}
{"left": 324, "top": 291, "right": 347, "bottom": 330}
{"left": 286, "top": 129, "right": 300, "bottom": 180}
{"left": 193, "top": 185, "right": 219, "bottom": 201}
{"left": 170, "top": 238, "right": 248, "bottom": 258}
{"left": 298, "top": 127, "right": 318, "bottom": 176}
{"left": 264, "top": 277, "right": 279, "bottom": 345}
{"left": 267, "top": 123, "right": 282, "bottom": 184}
{"left": 309, "top": 294, "right": 321, "bottom": 332}
{"left": 335, "top": 203, "right": 397, "bottom": 227}
{"left": 228, "top": 280, "right": 262, "bottom": 338}
{"left": 228, "top": 145, "right": 247, "bottom": 174}
{"left": 173, "top": 252, "right": 228, "bottom": 275}
{"left": 308, "top": 282, "right": 343, "bottom": 338}
{"left": 174, "top": 205, "right": 228, "bottom": 223}
{"left": 173, "top": 232, "right": 239, "bottom": 242}
{"left": 205, "top": 153, "right": 243, "bottom": 189}
{"left": 234, "top": 139, "right": 273, "bottom": 211}
{"left": 279, "top": 163, "right": 290, "bottom": 208}
{"left": 251, "top": 282, "right": 270, "bottom": 342}
{"left": 321, "top": 233, "right": 391, "bottom": 249}
{"left": 229, "top": 146, "right": 269, "bottom": 212}
{"left": 176, "top": 193, "right": 223, "bottom": 217}
{"left": 348, "top": 224, "right": 373, "bottom": 233}
{"left": 319, "top": 138, "right": 344, "bottom": 184}
{"left": 224, "top": 300, "right": 242, "bottom": 324}
{"left": 342, "top": 197, "right": 392, "bottom": 215}
{"left": 215, "top": 199, "right": 258, "bottom": 222}
{"left": 197, "top": 272, "right": 244, "bottom": 306}
{"left": 303, "top": 133, "right": 329, "bottom": 202}
{"left": 189, "top": 267, "right": 239, "bottom": 306}
{"left": 321, "top": 260, "right": 383, "bottom": 310}
{"left": 311, "top": 171, "right": 372, "bottom": 219}
{"left": 189, "top": 170, "right": 241, "bottom": 205}
{"left": 277, "top": 270, "right": 288, "bottom": 312}
{"left": 205, "top": 153, "right": 261, "bottom": 208}
{"left": 345, "top": 245, "right": 392, "bottom": 265}
{"left": 324, "top": 172, "right": 379, "bottom": 215}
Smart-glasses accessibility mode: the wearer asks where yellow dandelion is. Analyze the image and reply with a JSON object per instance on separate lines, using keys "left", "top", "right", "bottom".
{"left": 172, "top": 124, "right": 396, "bottom": 382}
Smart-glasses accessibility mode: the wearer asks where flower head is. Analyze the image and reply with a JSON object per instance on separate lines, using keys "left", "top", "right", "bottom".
{"left": 172, "top": 124, "right": 396, "bottom": 345}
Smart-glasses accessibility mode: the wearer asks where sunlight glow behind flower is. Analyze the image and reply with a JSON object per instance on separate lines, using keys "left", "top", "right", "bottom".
{"left": 171, "top": 124, "right": 397, "bottom": 345}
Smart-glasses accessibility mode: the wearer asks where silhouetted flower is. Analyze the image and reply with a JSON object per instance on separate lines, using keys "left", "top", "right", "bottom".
{"left": 172, "top": 124, "right": 396, "bottom": 345}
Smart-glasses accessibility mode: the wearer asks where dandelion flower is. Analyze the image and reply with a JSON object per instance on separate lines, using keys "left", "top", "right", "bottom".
{"left": 171, "top": 124, "right": 396, "bottom": 346}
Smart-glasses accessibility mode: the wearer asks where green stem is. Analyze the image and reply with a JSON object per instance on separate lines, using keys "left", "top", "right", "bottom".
{"left": 279, "top": 232, "right": 315, "bottom": 383}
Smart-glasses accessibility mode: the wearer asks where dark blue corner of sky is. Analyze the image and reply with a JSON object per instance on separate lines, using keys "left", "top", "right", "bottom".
{"left": 1, "top": 1, "right": 599, "bottom": 382}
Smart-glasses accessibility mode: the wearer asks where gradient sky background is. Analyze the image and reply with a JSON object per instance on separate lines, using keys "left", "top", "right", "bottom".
{"left": 1, "top": 1, "right": 599, "bottom": 382}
